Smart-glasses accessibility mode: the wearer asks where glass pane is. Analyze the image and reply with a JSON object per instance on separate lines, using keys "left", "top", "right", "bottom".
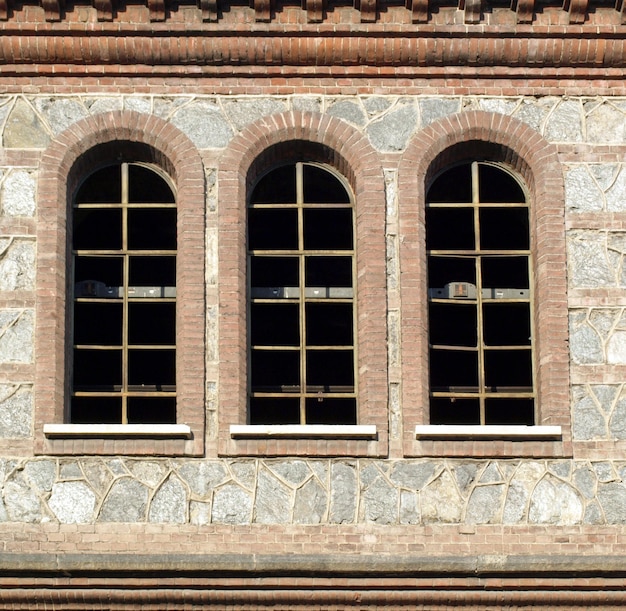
{"left": 429, "top": 349, "right": 478, "bottom": 390}
{"left": 306, "top": 350, "right": 354, "bottom": 388}
{"left": 481, "top": 256, "right": 529, "bottom": 290}
{"left": 74, "top": 302, "right": 123, "bottom": 346}
{"left": 251, "top": 303, "right": 299, "bottom": 346}
{"left": 249, "top": 398, "right": 300, "bottom": 424}
{"left": 71, "top": 396, "right": 122, "bottom": 424}
{"left": 251, "top": 350, "right": 300, "bottom": 390}
{"left": 483, "top": 303, "right": 531, "bottom": 346}
{"left": 128, "top": 349, "right": 176, "bottom": 387}
{"left": 128, "top": 303, "right": 176, "bottom": 345}
{"left": 479, "top": 207, "right": 529, "bottom": 250}
{"left": 73, "top": 348, "right": 122, "bottom": 390}
{"left": 429, "top": 303, "right": 477, "bottom": 347}
{"left": 484, "top": 349, "right": 532, "bottom": 388}
{"left": 479, "top": 164, "right": 526, "bottom": 203}
{"left": 75, "top": 165, "right": 121, "bottom": 204}
{"left": 250, "top": 256, "right": 299, "bottom": 287}
{"left": 306, "top": 303, "right": 353, "bottom": 346}
{"left": 129, "top": 256, "right": 176, "bottom": 286}
{"left": 485, "top": 398, "right": 534, "bottom": 425}
{"left": 251, "top": 166, "right": 297, "bottom": 204}
{"left": 306, "top": 398, "right": 356, "bottom": 424}
{"left": 248, "top": 208, "right": 298, "bottom": 250}
{"left": 127, "top": 397, "right": 176, "bottom": 424}
{"left": 426, "top": 207, "right": 475, "bottom": 250}
{"left": 306, "top": 256, "right": 352, "bottom": 287}
{"left": 128, "top": 165, "right": 175, "bottom": 204}
{"left": 430, "top": 398, "right": 480, "bottom": 425}
{"left": 74, "top": 256, "right": 123, "bottom": 287}
{"left": 428, "top": 164, "right": 472, "bottom": 203}
{"left": 303, "top": 209, "right": 353, "bottom": 250}
{"left": 303, "top": 165, "right": 350, "bottom": 203}
{"left": 428, "top": 256, "right": 476, "bottom": 289}
{"left": 128, "top": 209, "right": 177, "bottom": 250}
{"left": 73, "top": 209, "right": 122, "bottom": 250}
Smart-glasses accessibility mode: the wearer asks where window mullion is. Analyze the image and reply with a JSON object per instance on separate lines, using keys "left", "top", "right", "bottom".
{"left": 296, "top": 162, "right": 307, "bottom": 424}
{"left": 121, "top": 163, "right": 129, "bottom": 425}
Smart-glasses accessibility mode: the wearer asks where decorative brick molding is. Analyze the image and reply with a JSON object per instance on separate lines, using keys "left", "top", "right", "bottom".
{"left": 217, "top": 111, "right": 388, "bottom": 457}
{"left": 397, "top": 110, "right": 571, "bottom": 457}
{"left": 35, "top": 110, "right": 206, "bottom": 456}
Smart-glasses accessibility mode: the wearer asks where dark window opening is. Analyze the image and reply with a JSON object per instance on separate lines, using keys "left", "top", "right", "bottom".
{"left": 427, "top": 161, "right": 535, "bottom": 425}
{"left": 248, "top": 162, "right": 356, "bottom": 425}
{"left": 71, "top": 162, "right": 176, "bottom": 425}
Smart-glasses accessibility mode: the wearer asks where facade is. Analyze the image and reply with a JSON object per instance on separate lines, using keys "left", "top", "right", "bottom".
{"left": 0, "top": 0, "right": 626, "bottom": 607}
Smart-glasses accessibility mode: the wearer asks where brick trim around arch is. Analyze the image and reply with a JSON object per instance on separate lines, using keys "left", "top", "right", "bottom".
{"left": 397, "top": 110, "right": 571, "bottom": 458}
{"left": 35, "top": 110, "right": 206, "bottom": 456}
{"left": 216, "top": 111, "right": 388, "bottom": 457}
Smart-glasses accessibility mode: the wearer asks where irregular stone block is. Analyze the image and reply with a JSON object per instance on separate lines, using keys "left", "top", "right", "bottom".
{"left": 212, "top": 483, "right": 252, "bottom": 524}
{"left": 565, "top": 166, "right": 603, "bottom": 212}
{"left": 23, "top": 460, "right": 55, "bottom": 493}
{"left": 3, "top": 479, "right": 42, "bottom": 522}
{"left": 367, "top": 104, "right": 418, "bottom": 152}
{"left": 178, "top": 461, "right": 226, "bottom": 497}
{"left": 503, "top": 462, "right": 545, "bottom": 524}
{"left": 598, "top": 483, "right": 626, "bottom": 523}
{"left": 127, "top": 460, "right": 167, "bottom": 488}
{"left": 171, "top": 100, "right": 233, "bottom": 149}
{"left": 84, "top": 97, "right": 123, "bottom": 115}
{"left": 190, "top": 500, "right": 211, "bottom": 525}
{"left": 399, "top": 490, "right": 419, "bottom": 525}
{"left": 466, "top": 484, "right": 505, "bottom": 524}
{"left": 326, "top": 100, "right": 366, "bottom": 126}
{"left": 573, "top": 465, "right": 597, "bottom": 499}
{"left": 607, "top": 331, "right": 626, "bottom": 364}
{"left": 48, "top": 481, "right": 96, "bottom": 524}
{"left": 606, "top": 166, "right": 626, "bottom": 212}
{"left": 586, "top": 103, "right": 626, "bottom": 144}
{"left": 478, "top": 98, "right": 518, "bottom": 115}
{"left": 420, "top": 469, "right": 462, "bottom": 524}
{"left": 567, "top": 233, "right": 614, "bottom": 288}
{"left": 148, "top": 475, "right": 187, "bottom": 523}
{"left": 609, "top": 395, "right": 626, "bottom": 439}
{"left": 545, "top": 100, "right": 583, "bottom": 142}
{"left": 513, "top": 97, "right": 555, "bottom": 132}
{"left": 363, "top": 96, "right": 393, "bottom": 118}
{"left": 294, "top": 478, "right": 327, "bottom": 524}
{"left": 572, "top": 393, "right": 607, "bottom": 440}
{"left": 3, "top": 99, "right": 50, "bottom": 149}
{"left": 0, "top": 239, "right": 36, "bottom": 291}
{"left": 362, "top": 475, "right": 398, "bottom": 524}
{"left": 0, "top": 310, "right": 33, "bottom": 363}
{"left": 0, "top": 384, "right": 32, "bottom": 438}
{"left": 123, "top": 97, "right": 152, "bottom": 114}
{"left": 291, "top": 96, "right": 322, "bottom": 113}
{"left": 529, "top": 476, "right": 583, "bottom": 525}
{"left": 254, "top": 468, "right": 291, "bottom": 524}
{"left": 419, "top": 98, "right": 460, "bottom": 127}
{"left": 223, "top": 98, "right": 287, "bottom": 131}
{"left": 268, "top": 461, "right": 310, "bottom": 487}
{"left": 32, "top": 97, "right": 89, "bottom": 136}
{"left": 99, "top": 478, "right": 149, "bottom": 522}
{"left": 1, "top": 170, "right": 36, "bottom": 216}
{"left": 330, "top": 462, "right": 357, "bottom": 523}
{"left": 569, "top": 313, "right": 604, "bottom": 365}
{"left": 390, "top": 461, "right": 436, "bottom": 490}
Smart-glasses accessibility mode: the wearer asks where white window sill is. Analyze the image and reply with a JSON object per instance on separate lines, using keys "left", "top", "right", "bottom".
{"left": 415, "top": 425, "right": 562, "bottom": 440}
{"left": 230, "top": 424, "right": 377, "bottom": 439}
{"left": 43, "top": 424, "right": 192, "bottom": 438}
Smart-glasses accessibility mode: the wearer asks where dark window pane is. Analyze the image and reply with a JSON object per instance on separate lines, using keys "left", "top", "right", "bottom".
{"left": 483, "top": 303, "right": 531, "bottom": 346}
{"left": 74, "top": 302, "right": 123, "bottom": 345}
{"left": 128, "top": 349, "right": 175, "bottom": 387}
{"left": 75, "top": 166, "right": 121, "bottom": 204}
{"left": 303, "top": 209, "right": 353, "bottom": 250}
{"left": 428, "top": 256, "right": 476, "bottom": 289}
{"left": 306, "top": 303, "right": 353, "bottom": 346}
{"left": 74, "top": 257, "right": 123, "bottom": 287}
{"left": 129, "top": 256, "right": 176, "bottom": 286}
{"left": 306, "top": 350, "right": 354, "bottom": 388}
{"left": 250, "top": 256, "right": 299, "bottom": 287}
{"left": 306, "top": 398, "right": 356, "bottom": 424}
{"left": 426, "top": 207, "right": 475, "bottom": 250}
{"left": 251, "top": 303, "right": 299, "bottom": 346}
{"left": 71, "top": 397, "right": 122, "bottom": 424}
{"left": 429, "top": 303, "right": 477, "bottom": 347}
{"left": 251, "top": 350, "right": 300, "bottom": 390}
{"left": 128, "top": 165, "right": 175, "bottom": 203}
{"left": 482, "top": 256, "right": 529, "bottom": 289}
{"left": 479, "top": 207, "right": 529, "bottom": 250}
{"left": 251, "top": 166, "right": 297, "bottom": 204}
{"left": 484, "top": 349, "right": 532, "bottom": 388}
{"left": 430, "top": 398, "right": 480, "bottom": 425}
{"left": 429, "top": 349, "right": 478, "bottom": 390}
{"left": 249, "top": 398, "right": 300, "bottom": 424}
{"left": 306, "top": 256, "right": 352, "bottom": 287}
{"left": 485, "top": 398, "right": 534, "bottom": 425}
{"left": 73, "top": 349, "right": 122, "bottom": 390}
{"left": 303, "top": 165, "right": 350, "bottom": 203}
{"left": 73, "top": 209, "right": 122, "bottom": 250}
{"left": 128, "top": 303, "right": 176, "bottom": 345}
{"left": 428, "top": 164, "right": 472, "bottom": 203}
{"left": 127, "top": 397, "right": 176, "bottom": 424}
{"left": 128, "top": 209, "right": 177, "bottom": 250}
{"left": 479, "top": 164, "right": 526, "bottom": 203}
{"left": 248, "top": 209, "right": 298, "bottom": 250}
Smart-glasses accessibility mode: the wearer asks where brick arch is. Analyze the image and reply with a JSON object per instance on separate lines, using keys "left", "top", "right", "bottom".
{"left": 397, "top": 110, "right": 571, "bottom": 456}
{"left": 218, "top": 111, "right": 388, "bottom": 456}
{"left": 35, "top": 110, "right": 206, "bottom": 456}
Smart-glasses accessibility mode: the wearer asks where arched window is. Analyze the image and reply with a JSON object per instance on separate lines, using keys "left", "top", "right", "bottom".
{"left": 247, "top": 162, "right": 357, "bottom": 425}
{"left": 426, "top": 161, "right": 534, "bottom": 426}
{"left": 71, "top": 162, "right": 177, "bottom": 424}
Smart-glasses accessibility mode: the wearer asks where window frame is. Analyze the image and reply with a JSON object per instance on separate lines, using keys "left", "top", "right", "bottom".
{"left": 34, "top": 111, "right": 206, "bottom": 456}
{"left": 398, "top": 111, "right": 571, "bottom": 458}
{"left": 217, "top": 111, "right": 388, "bottom": 457}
